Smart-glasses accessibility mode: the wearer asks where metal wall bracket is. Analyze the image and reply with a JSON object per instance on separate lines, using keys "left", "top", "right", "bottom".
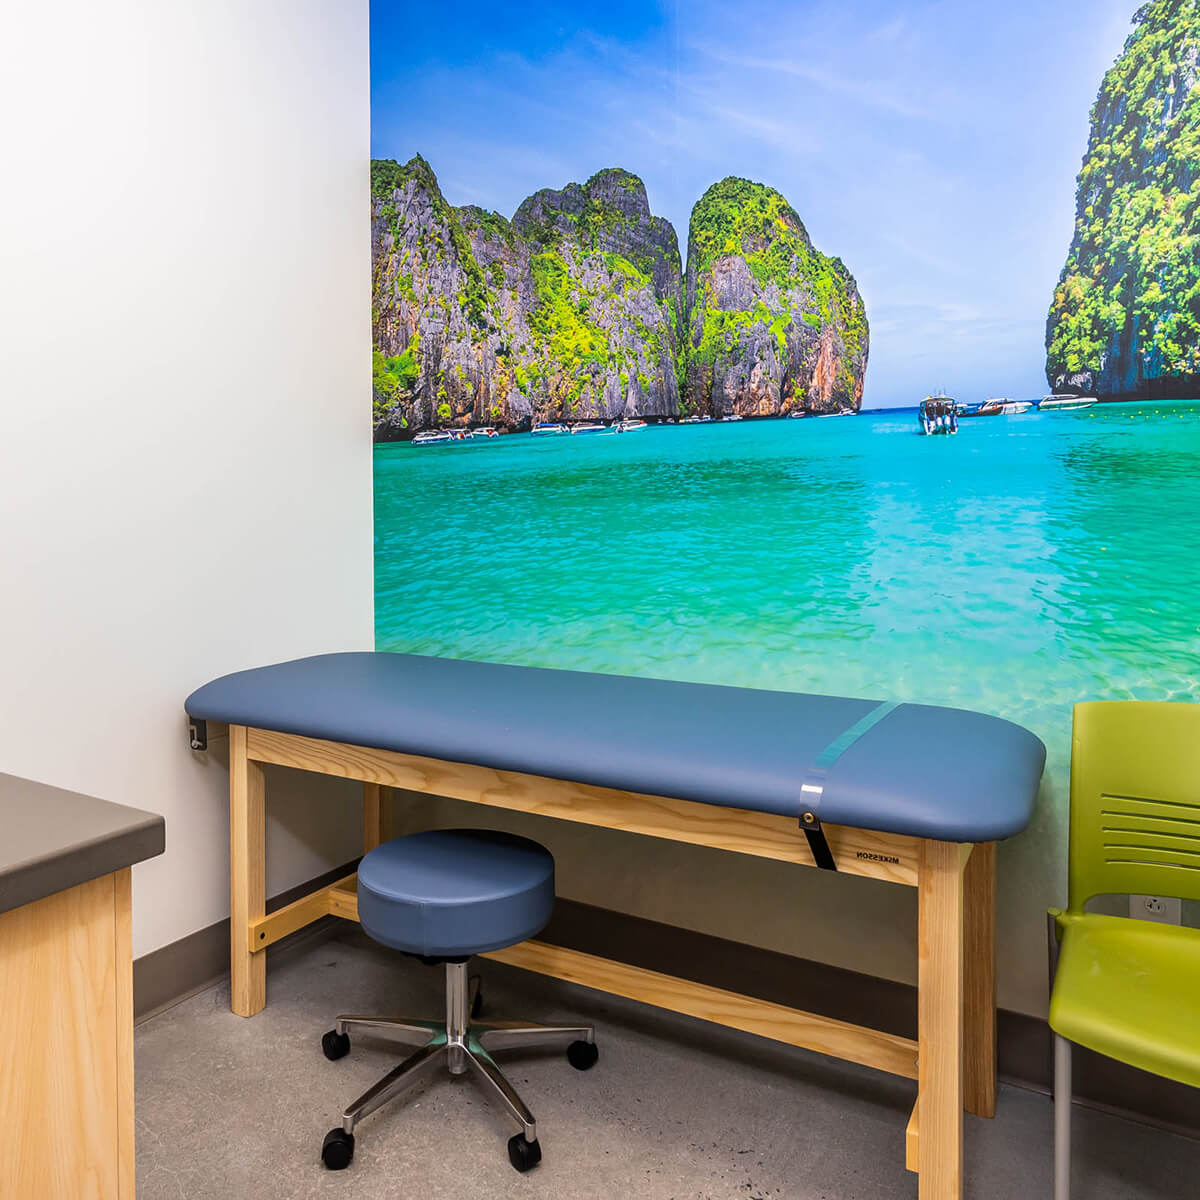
{"left": 189, "top": 718, "right": 208, "bottom": 751}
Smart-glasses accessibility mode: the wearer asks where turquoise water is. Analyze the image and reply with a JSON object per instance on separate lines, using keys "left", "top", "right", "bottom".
{"left": 375, "top": 404, "right": 1200, "bottom": 797}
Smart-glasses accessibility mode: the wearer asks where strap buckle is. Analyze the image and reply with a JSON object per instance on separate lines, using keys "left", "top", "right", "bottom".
{"left": 800, "top": 810, "right": 837, "bottom": 871}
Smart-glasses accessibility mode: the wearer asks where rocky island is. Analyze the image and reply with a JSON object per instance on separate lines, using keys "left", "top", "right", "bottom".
{"left": 371, "top": 158, "right": 869, "bottom": 438}
{"left": 1046, "top": 0, "right": 1200, "bottom": 400}
{"left": 685, "top": 177, "right": 867, "bottom": 417}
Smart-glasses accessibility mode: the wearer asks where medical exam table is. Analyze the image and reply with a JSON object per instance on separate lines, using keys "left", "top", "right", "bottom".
{"left": 186, "top": 652, "right": 1045, "bottom": 1199}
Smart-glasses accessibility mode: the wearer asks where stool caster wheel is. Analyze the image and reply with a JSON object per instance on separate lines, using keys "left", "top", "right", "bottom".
{"left": 321, "top": 1128, "right": 355, "bottom": 1170}
{"left": 322, "top": 1030, "right": 351, "bottom": 1061}
{"left": 507, "top": 1132, "right": 541, "bottom": 1172}
{"left": 567, "top": 1040, "right": 598, "bottom": 1070}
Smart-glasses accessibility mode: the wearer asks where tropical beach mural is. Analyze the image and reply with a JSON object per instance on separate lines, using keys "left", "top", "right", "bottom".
{"left": 371, "top": 0, "right": 1200, "bottom": 1007}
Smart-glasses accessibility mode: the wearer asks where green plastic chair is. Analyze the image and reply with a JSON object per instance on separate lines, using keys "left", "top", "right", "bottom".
{"left": 1049, "top": 701, "right": 1200, "bottom": 1200}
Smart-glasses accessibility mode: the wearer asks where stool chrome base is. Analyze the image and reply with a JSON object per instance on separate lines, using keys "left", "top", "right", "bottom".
{"left": 323, "top": 962, "right": 595, "bottom": 1169}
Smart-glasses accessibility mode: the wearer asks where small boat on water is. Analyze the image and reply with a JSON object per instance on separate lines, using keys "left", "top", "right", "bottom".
{"left": 680, "top": 414, "right": 714, "bottom": 424}
{"left": 919, "top": 396, "right": 958, "bottom": 436}
{"left": 570, "top": 422, "right": 605, "bottom": 435}
{"left": 473, "top": 426, "right": 499, "bottom": 438}
{"left": 614, "top": 418, "right": 647, "bottom": 433}
{"left": 531, "top": 422, "right": 569, "bottom": 436}
{"left": 720, "top": 414, "right": 744, "bottom": 422}
{"left": 1039, "top": 394, "right": 1096, "bottom": 412}
{"left": 412, "top": 430, "right": 453, "bottom": 446}
{"left": 961, "top": 399, "right": 1002, "bottom": 418}
{"left": 968, "top": 398, "right": 1033, "bottom": 416}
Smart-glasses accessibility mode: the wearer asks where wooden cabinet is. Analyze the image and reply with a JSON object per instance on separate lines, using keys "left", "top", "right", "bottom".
{"left": 0, "top": 869, "right": 134, "bottom": 1199}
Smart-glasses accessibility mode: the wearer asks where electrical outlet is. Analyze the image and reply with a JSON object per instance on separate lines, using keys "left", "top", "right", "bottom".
{"left": 1130, "top": 895, "right": 1182, "bottom": 924}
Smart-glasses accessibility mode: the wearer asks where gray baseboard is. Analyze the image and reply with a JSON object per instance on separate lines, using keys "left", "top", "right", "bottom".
{"left": 133, "top": 882, "right": 1199, "bottom": 1138}
{"left": 133, "top": 860, "right": 359, "bottom": 1022}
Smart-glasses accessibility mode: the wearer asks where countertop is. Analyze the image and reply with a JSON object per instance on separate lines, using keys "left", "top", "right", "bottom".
{"left": 0, "top": 772, "right": 165, "bottom": 915}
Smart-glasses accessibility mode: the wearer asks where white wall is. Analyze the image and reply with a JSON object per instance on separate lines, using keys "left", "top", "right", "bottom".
{"left": 0, "top": 0, "right": 373, "bottom": 958}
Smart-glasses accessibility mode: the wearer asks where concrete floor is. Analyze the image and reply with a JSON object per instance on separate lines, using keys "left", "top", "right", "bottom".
{"left": 135, "top": 930, "right": 1197, "bottom": 1199}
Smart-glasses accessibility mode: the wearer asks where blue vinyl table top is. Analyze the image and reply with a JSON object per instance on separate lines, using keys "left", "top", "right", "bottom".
{"left": 185, "top": 652, "right": 1045, "bottom": 843}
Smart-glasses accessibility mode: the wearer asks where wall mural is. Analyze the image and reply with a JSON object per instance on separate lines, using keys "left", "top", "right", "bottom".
{"left": 371, "top": 0, "right": 1200, "bottom": 1005}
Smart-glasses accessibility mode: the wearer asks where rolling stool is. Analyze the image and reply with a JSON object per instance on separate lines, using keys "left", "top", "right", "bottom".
{"left": 319, "top": 829, "right": 598, "bottom": 1173}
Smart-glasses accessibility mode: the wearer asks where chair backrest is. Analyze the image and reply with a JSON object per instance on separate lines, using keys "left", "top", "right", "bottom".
{"left": 1068, "top": 701, "right": 1200, "bottom": 913}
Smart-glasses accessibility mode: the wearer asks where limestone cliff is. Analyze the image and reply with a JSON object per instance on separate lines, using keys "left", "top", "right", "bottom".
{"left": 371, "top": 159, "right": 867, "bottom": 437}
{"left": 371, "top": 159, "right": 682, "bottom": 436}
{"left": 371, "top": 157, "right": 528, "bottom": 437}
{"left": 511, "top": 168, "right": 682, "bottom": 422}
{"left": 684, "top": 177, "right": 868, "bottom": 417}
{"left": 1046, "top": 1, "right": 1200, "bottom": 398}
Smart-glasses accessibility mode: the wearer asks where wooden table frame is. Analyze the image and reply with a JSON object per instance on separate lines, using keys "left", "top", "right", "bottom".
{"left": 227, "top": 724, "right": 996, "bottom": 1200}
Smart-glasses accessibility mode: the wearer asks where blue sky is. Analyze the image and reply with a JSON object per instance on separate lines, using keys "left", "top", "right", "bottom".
{"left": 371, "top": 0, "right": 1136, "bottom": 407}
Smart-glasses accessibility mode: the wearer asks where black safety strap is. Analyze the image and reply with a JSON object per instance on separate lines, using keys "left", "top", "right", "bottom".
{"left": 800, "top": 812, "right": 837, "bottom": 870}
{"left": 798, "top": 700, "right": 900, "bottom": 871}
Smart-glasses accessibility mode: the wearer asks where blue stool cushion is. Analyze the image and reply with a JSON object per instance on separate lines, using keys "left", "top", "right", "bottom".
{"left": 356, "top": 829, "right": 555, "bottom": 958}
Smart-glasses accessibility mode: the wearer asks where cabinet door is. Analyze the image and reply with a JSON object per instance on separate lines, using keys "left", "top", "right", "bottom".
{"left": 0, "top": 871, "right": 128, "bottom": 1198}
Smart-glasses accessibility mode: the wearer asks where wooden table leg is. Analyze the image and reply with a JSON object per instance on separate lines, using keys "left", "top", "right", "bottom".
{"left": 363, "top": 782, "right": 384, "bottom": 853}
{"left": 114, "top": 868, "right": 134, "bottom": 1198}
{"left": 963, "top": 842, "right": 996, "bottom": 1119}
{"left": 380, "top": 784, "right": 396, "bottom": 842}
{"left": 230, "top": 724, "right": 266, "bottom": 1016}
{"left": 918, "top": 839, "right": 966, "bottom": 1199}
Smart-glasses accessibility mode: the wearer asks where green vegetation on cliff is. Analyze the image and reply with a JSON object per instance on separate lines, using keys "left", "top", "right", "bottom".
{"left": 370, "top": 157, "right": 421, "bottom": 202}
{"left": 685, "top": 177, "right": 868, "bottom": 411}
{"left": 520, "top": 168, "right": 647, "bottom": 249}
{"left": 527, "top": 249, "right": 612, "bottom": 402}
{"left": 513, "top": 170, "right": 680, "bottom": 415}
{"left": 1047, "top": 1, "right": 1200, "bottom": 393}
{"left": 372, "top": 156, "right": 493, "bottom": 328}
{"left": 372, "top": 342, "right": 419, "bottom": 420}
{"left": 689, "top": 177, "right": 867, "bottom": 363}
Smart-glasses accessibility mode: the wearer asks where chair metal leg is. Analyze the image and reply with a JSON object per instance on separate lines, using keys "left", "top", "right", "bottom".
{"left": 324, "top": 960, "right": 594, "bottom": 1154}
{"left": 1054, "top": 1035, "right": 1072, "bottom": 1200}
{"left": 342, "top": 1041, "right": 446, "bottom": 1134}
{"left": 335, "top": 1015, "right": 441, "bottom": 1045}
{"left": 446, "top": 961, "right": 472, "bottom": 1074}
{"left": 475, "top": 1021, "right": 594, "bottom": 1053}
{"left": 466, "top": 1046, "right": 538, "bottom": 1142}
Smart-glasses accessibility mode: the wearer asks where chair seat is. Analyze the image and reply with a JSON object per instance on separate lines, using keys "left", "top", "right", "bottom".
{"left": 1050, "top": 912, "right": 1200, "bottom": 1087}
{"left": 356, "top": 829, "right": 555, "bottom": 958}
